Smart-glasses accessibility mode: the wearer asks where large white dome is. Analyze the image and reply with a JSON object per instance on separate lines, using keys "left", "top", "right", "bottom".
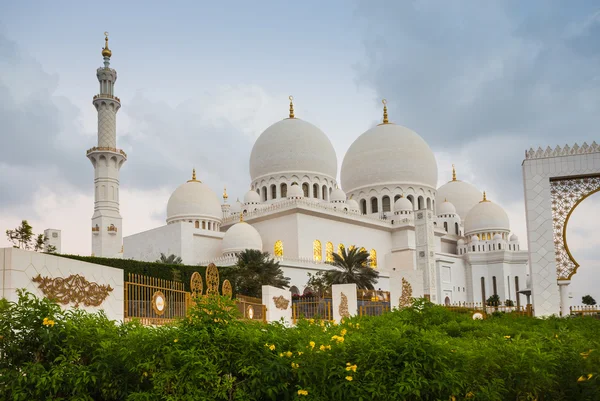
{"left": 221, "top": 222, "right": 263, "bottom": 255}
{"left": 341, "top": 123, "right": 438, "bottom": 193}
{"left": 464, "top": 196, "right": 510, "bottom": 234}
{"left": 166, "top": 174, "right": 223, "bottom": 223}
{"left": 249, "top": 118, "right": 338, "bottom": 181}
{"left": 437, "top": 179, "right": 482, "bottom": 222}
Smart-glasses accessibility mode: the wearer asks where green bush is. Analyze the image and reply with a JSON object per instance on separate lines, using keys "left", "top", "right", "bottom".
{"left": 1, "top": 292, "right": 599, "bottom": 400}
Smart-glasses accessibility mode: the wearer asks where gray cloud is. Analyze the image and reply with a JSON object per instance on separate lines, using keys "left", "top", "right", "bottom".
{"left": 355, "top": 1, "right": 600, "bottom": 205}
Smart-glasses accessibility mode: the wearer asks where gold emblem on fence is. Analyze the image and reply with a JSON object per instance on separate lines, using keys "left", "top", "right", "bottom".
{"left": 222, "top": 279, "right": 233, "bottom": 298}
{"left": 399, "top": 277, "right": 413, "bottom": 307}
{"left": 152, "top": 291, "right": 166, "bottom": 316}
{"left": 247, "top": 305, "right": 255, "bottom": 319}
{"left": 273, "top": 295, "right": 290, "bottom": 310}
{"left": 339, "top": 292, "right": 350, "bottom": 317}
{"left": 190, "top": 271, "right": 203, "bottom": 298}
{"left": 205, "top": 263, "right": 220, "bottom": 295}
{"left": 32, "top": 274, "right": 113, "bottom": 307}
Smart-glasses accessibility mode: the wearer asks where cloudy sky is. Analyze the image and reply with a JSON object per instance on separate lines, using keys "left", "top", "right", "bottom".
{"left": 1, "top": 1, "right": 599, "bottom": 302}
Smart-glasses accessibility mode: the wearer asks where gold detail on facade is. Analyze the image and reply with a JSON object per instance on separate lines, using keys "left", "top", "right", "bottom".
{"left": 381, "top": 99, "right": 389, "bottom": 124}
{"left": 188, "top": 168, "right": 201, "bottom": 183}
{"left": 399, "top": 278, "right": 413, "bottom": 307}
{"left": 152, "top": 291, "right": 166, "bottom": 315}
{"left": 274, "top": 240, "right": 283, "bottom": 257}
{"left": 240, "top": 212, "right": 244, "bottom": 223}
{"left": 32, "top": 274, "right": 113, "bottom": 307}
{"left": 288, "top": 95, "right": 295, "bottom": 118}
{"left": 452, "top": 164, "right": 457, "bottom": 181}
{"left": 339, "top": 292, "right": 350, "bottom": 318}
{"left": 338, "top": 243, "right": 345, "bottom": 256}
{"left": 190, "top": 271, "right": 203, "bottom": 298}
{"left": 370, "top": 249, "right": 377, "bottom": 268}
{"left": 325, "top": 241, "right": 334, "bottom": 262}
{"left": 273, "top": 295, "right": 290, "bottom": 310}
{"left": 222, "top": 279, "right": 233, "bottom": 298}
{"left": 313, "top": 240, "right": 322, "bottom": 261}
{"left": 550, "top": 175, "right": 600, "bottom": 279}
{"left": 102, "top": 31, "right": 112, "bottom": 58}
{"left": 223, "top": 186, "right": 228, "bottom": 200}
{"left": 205, "top": 263, "right": 220, "bottom": 295}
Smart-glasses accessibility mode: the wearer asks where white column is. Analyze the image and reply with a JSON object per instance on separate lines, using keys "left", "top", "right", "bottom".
{"left": 332, "top": 283, "right": 357, "bottom": 322}
{"left": 558, "top": 280, "right": 571, "bottom": 317}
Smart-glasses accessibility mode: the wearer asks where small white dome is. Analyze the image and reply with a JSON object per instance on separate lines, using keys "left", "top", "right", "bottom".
{"left": 493, "top": 233, "right": 502, "bottom": 240}
{"left": 230, "top": 199, "right": 243, "bottom": 214}
{"left": 244, "top": 190, "right": 261, "bottom": 204}
{"left": 510, "top": 233, "right": 518, "bottom": 241}
{"left": 471, "top": 235, "right": 479, "bottom": 242}
{"left": 347, "top": 199, "right": 359, "bottom": 210}
{"left": 341, "top": 123, "right": 438, "bottom": 193}
{"left": 166, "top": 177, "right": 222, "bottom": 223}
{"left": 249, "top": 118, "right": 337, "bottom": 181}
{"left": 287, "top": 184, "right": 304, "bottom": 198}
{"left": 464, "top": 196, "right": 510, "bottom": 235}
{"left": 221, "top": 222, "right": 263, "bottom": 255}
{"left": 437, "top": 180, "right": 482, "bottom": 222}
{"left": 457, "top": 238, "right": 465, "bottom": 245}
{"left": 330, "top": 187, "right": 347, "bottom": 202}
{"left": 437, "top": 200, "right": 457, "bottom": 216}
{"left": 394, "top": 196, "right": 413, "bottom": 211}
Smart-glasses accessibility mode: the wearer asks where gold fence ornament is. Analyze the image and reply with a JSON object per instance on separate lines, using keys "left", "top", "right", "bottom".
{"left": 399, "top": 277, "right": 413, "bottom": 308}
{"left": 222, "top": 279, "right": 233, "bottom": 298}
{"left": 190, "top": 271, "right": 203, "bottom": 298}
{"left": 339, "top": 292, "right": 350, "bottom": 318}
{"left": 32, "top": 274, "right": 113, "bottom": 307}
{"left": 273, "top": 295, "right": 290, "bottom": 310}
{"left": 205, "top": 263, "right": 220, "bottom": 296}
{"left": 152, "top": 291, "right": 167, "bottom": 316}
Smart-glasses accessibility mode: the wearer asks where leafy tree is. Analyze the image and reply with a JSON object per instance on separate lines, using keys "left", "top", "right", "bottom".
{"left": 582, "top": 295, "right": 597, "bottom": 306}
{"left": 504, "top": 299, "right": 515, "bottom": 307}
{"left": 486, "top": 294, "right": 501, "bottom": 306}
{"left": 231, "top": 249, "right": 290, "bottom": 298}
{"left": 306, "top": 271, "right": 330, "bottom": 298}
{"left": 324, "top": 246, "right": 379, "bottom": 290}
{"left": 155, "top": 253, "right": 183, "bottom": 265}
{"left": 6, "top": 220, "right": 56, "bottom": 253}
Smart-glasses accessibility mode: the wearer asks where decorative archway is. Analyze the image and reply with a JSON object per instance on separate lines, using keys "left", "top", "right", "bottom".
{"left": 523, "top": 142, "right": 600, "bottom": 316}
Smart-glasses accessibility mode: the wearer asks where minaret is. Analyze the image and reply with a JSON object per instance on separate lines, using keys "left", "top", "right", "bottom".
{"left": 86, "top": 32, "right": 126, "bottom": 258}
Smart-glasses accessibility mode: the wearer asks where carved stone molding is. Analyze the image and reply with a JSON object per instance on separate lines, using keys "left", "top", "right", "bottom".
{"left": 32, "top": 274, "right": 113, "bottom": 307}
{"left": 339, "top": 292, "right": 350, "bottom": 318}
{"left": 525, "top": 141, "right": 599, "bottom": 160}
{"left": 273, "top": 295, "right": 289, "bottom": 310}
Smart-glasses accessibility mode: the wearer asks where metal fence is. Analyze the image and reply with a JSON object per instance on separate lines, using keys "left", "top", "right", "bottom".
{"left": 442, "top": 302, "right": 533, "bottom": 317}
{"left": 357, "top": 289, "right": 390, "bottom": 317}
{"left": 292, "top": 297, "right": 332, "bottom": 323}
{"left": 236, "top": 295, "right": 266, "bottom": 323}
{"left": 570, "top": 305, "right": 600, "bottom": 319}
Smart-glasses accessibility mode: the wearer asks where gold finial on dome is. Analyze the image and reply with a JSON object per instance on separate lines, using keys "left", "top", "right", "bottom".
{"left": 288, "top": 95, "right": 295, "bottom": 119}
{"left": 481, "top": 191, "right": 489, "bottom": 202}
{"left": 223, "top": 186, "right": 228, "bottom": 200}
{"left": 102, "top": 31, "right": 112, "bottom": 58}
{"left": 239, "top": 212, "right": 244, "bottom": 223}
{"left": 452, "top": 164, "right": 457, "bottom": 181}
{"left": 382, "top": 99, "right": 389, "bottom": 124}
{"left": 188, "top": 168, "right": 201, "bottom": 183}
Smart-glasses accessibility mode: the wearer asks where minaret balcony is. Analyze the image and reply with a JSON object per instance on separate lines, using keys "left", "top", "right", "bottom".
{"left": 93, "top": 94, "right": 121, "bottom": 103}
{"left": 86, "top": 147, "right": 127, "bottom": 159}
{"left": 92, "top": 226, "right": 100, "bottom": 235}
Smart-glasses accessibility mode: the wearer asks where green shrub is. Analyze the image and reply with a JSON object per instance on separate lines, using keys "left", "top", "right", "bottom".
{"left": 1, "top": 292, "right": 599, "bottom": 400}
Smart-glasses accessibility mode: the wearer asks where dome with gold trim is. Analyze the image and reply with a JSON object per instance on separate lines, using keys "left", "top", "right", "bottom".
{"left": 464, "top": 192, "right": 510, "bottom": 235}
{"left": 166, "top": 170, "right": 223, "bottom": 223}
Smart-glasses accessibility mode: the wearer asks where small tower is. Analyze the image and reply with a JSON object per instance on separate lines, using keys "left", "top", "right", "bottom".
{"left": 221, "top": 186, "right": 231, "bottom": 219}
{"left": 86, "top": 32, "right": 126, "bottom": 258}
{"left": 43, "top": 229, "right": 61, "bottom": 253}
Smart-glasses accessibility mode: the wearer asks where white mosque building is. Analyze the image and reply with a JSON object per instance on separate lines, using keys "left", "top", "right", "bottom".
{"left": 90, "top": 36, "right": 529, "bottom": 306}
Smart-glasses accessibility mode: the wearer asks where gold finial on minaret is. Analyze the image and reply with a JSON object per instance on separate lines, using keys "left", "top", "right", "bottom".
{"left": 223, "top": 186, "right": 228, "bottom": 200}
{"left": 289, "top": 95, "right": 295, "bottom": 119}
{"left": 102, "top": 31, "right": 112, "bottom": 58}
{"left": 382, "top": 99, "right": 389, "bottom": 124}
{"left": 188, "top": 168, "right": 201, "bottom": 182}
{"left": 452, "top": 164, "right": 457, "bottom": 181}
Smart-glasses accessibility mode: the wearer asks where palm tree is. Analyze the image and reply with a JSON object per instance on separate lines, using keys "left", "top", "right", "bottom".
{"left": 325, "top": 246, "right": 379, "bottom": 290}
{"left": 156, "top": 253, "right": 183, "bottom": 265}
{"left": 232, "top": 249, "right": 291, "bottom": 298}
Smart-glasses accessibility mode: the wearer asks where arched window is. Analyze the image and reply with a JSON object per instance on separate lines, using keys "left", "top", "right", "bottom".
{"left": 290, "top": 286, "right": 300, "bottom": 295}
{"left": 427, "top": 197, "right": 431, "bottom": 210}
{"left": 274, "top": 240, "right": 283, "bottom": 257}
{"left": 444, "top": 222, "right": 448, "bottom": 232}
{"left": 418, "top": 196, "right": 424, "bottom": 210}
{"left": 360, "top": 199, "right": 367, "bottom": 214}
{"left": 455, "top": 223, "right": 459, "bottom": 235}
{"left": 302, "top": 183, "right": 309, "bottom": 197}
{"left": 325, "top": 242, "right": 334, "bottom": 262}
{"left": 280, "top": 183, "right": 287, "bottom": 198}
{"left": 338, "top": 243, "right": 345, "bottom": 256}
{"left": 262, "top": 186, "right": 267, "bottom": 201}
{"left": 370, "top": 197, "right": 378, "bottom": 213}
{"left": 444, "top": 296, "right": 451, "bottom": 306}
{"left": 202, "top": 221, "right": 206, "bottom": 229}
{"left": 472, "top": 246, "right": 475, "bottom": 252}
{"left": 322, "top": 185, "right": 327, "bottom": 200}
{"left": 270, "top": 184, "right": 277, "bottom": 199}
{"left": 195, "top": 221, "right": 199, "bottom": 229}
{"left": 382, "top": 196, "right": 391, "bottom": 212}
{"left": 394, "top": 194, "right": 401, "bottom": 203}
{"left": 487, "top": 233, "right": 491, "bottom": 240}
{"left": 348, "top": 245, "right": 356, "bottom": 252}
{"left": 493, "top": 244, "right": 496, "bottom": 250}
{"left": 481, "top": 277, "right": 486, "bottom": 304}
{"left": 370, "top": 249, "right": 377, "bottom": 268}
{"left": 492, "top": 276, "right": 498, "bottom": 296}
{"left": 407, "top": 195, "right": 414, "bottom": 209}
{"left": 313, "top": 240, "right": 322, "bottom": 261}
{"left": 313, "top": 183, "right": 319, "bottom": 198}
{"left": 514, "top": 276, "right": 520, "bottom": 307}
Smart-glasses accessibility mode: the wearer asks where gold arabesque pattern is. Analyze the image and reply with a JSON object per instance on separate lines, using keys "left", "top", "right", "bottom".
{"left": 190, "top": 271, "right": 203, "bottom": 298}
{"left": 313, "top": 240, "right": 322, "bottom": 262}
{"left": 339, "top": 292, "right": 350, "bottom": 318}
{"left": 222, "top": 279, "right": 233, "bottom": 298}
{"left": 273, "top": 295, "right": 290, "bottom": 310}
{"left": 205, "top": 263, "right": 220, "bottom": 295}
{"left": 399, "top": 278, "right": 413, "bottom": 307}
{"left": 32, "top": 274, "right": 113, "bottom": 307}
{"left": 550, "top": 175, "right": 600, "bottom": 279}
{"left": 274, "top": 240, "right": 284, "bottom": 257}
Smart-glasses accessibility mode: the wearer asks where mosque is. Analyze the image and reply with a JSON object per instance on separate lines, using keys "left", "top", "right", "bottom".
{"left": 89, "top": 35, "right": 529, "bottom": 306}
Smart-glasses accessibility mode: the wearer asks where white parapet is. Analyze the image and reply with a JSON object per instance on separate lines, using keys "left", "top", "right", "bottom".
{"left": 332, "top": 283, "right": 357, "bottom": 322}
{"left": 262, "top": 285, "right": 292, "bottom": 325}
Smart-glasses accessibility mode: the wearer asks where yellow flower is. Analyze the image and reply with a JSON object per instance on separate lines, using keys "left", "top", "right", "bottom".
{"left": 309, "top": 319, "right": 315, "bottom": 324}
{"left": 42, "top": 318, "right": 55, "bottom": 327}
{"left": 320, "top": 320, "right": 325, "bottom": 327}
{"left": 504, "top": 336, "right": 511, "bottom": 339}
{"left": 588, "top": 373, "right": 593, "bottom": 380}
{"left": 291, "top": 362, "right": 299, "bottom": 369}
{"left": 320, "top": 345, "right": 326, "bottom": 351}
{"left": 450, "top": 396, "right": 456, "bottom": 401}
{"left": 297, "top": 351, "right": 303, "bottom": 356}
{"left": 341, "top": 329, "right": 347, "bottom": 336}
{"left": 345, "top": 376, "right": 353, "bottom": 381}
{"left": 143, "top": 372, "right": 148, "bottom": 377}
{"left": 269, "top": 344, "right": 275, "bottom": 351}
{"left": 286, "top": 351, "right": 293, "bottom": 357}
{"left": 466, "top": 391, "right": 474, "bottom": 398}
{"left": 279, "top": 353, "right": 284, "bottom": 357}
{"left": 174, "top": 338, "right": 178, "bottom": 343}
{"left": 331, "top": 319, "right": 337, "bottom": 325}
{"left": 325, "top": 345, "right": 331, "bottom": 350}
{"left": 355, "top": 323, "right": 359, "bottom": 328}
{"left": 297, "top": 389, "right": 308, "bottom": 396}
{"left": 345, "top": 364, "right": 357, "bottom": 372}
{"left": 578, "top": 375, "right": 587, "bottom": 382}
{"left": 309, "top": 341, "right": 315, "bottom": 349}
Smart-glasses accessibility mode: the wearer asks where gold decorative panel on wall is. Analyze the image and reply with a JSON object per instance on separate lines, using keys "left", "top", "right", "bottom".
{"left": 313, "top": 240, "right": 322, "bottom": 261}
{"left": 274, "top": 240, "right": 284, "bottom": 257}
{"left": 32, "top": 274, "right": 113, "bottom": 307}
{"left": 326, "top": 242, "right": 334, "bottom": 262}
